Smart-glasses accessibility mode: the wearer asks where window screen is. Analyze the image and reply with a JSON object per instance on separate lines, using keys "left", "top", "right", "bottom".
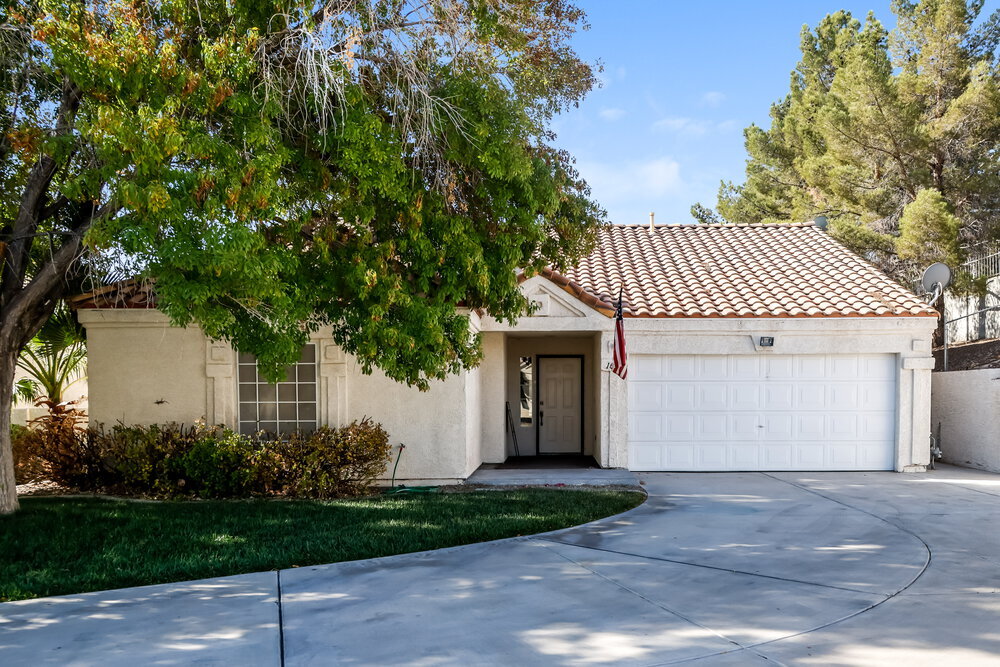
{"left": 238, "top": 344, "right": 318, "bottom": 435}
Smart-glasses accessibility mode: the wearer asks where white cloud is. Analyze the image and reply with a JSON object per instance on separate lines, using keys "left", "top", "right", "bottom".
{"left": 599, "top": 107, "right": 626, "bottom": 121}
{"left": 652, "top": 116, "right": 711, "bottom": 136}
{"left": 577, "top": 157, "right": 683, "bottom": 206}
{"left": 652, "top": 116, "right": 741, "bottom": 137}
{"left": 701, "top": 91, "right": 726, "bottom": 107}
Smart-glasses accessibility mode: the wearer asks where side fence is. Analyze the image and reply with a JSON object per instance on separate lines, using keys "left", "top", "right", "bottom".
{"left": 941, "top": 249, "right": 1000, "bottom": 345}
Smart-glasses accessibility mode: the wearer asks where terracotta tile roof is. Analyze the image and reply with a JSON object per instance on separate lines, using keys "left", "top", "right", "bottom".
{"left": 68, "top": 279, "right": 155, "bottom": 309}
{"left": 546, "top": 223, "right": 937, "bottom": 318}
{"left": 72, "top": 224, "right": 935, "bottom": 320}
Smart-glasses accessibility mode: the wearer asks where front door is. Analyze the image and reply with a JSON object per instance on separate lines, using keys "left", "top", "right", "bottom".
{"left": 537, "top": 356, "right": 583, "bottom": 454}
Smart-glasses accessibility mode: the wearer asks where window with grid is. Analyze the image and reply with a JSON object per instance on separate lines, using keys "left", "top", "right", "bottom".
{"left": 237, "top": 344, "right": 317, "bottom": 435}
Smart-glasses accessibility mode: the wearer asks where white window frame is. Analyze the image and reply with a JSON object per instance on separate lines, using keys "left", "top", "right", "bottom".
{"left": 237, "top": 343, "right": 319, "bottom": 435}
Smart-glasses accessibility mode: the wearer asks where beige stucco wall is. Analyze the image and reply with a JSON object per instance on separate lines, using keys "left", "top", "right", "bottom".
{"left": 478, "top": 332, "right": 507, "bottom": 466}
{"left": 78, "top": 274, "right": 937, "bottom": 480}
{"left": 78, "top": 309, "right": 477, "bottom": 483}
{"left": 931, "top": 368, "right": 1000, "bottom": 473}
{"left": 79, "top": 310, "right": 208, "bottom": 427}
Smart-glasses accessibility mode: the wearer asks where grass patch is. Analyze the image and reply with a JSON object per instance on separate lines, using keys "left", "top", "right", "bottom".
{"left": 0, "top": 489, "right": 643, "bottom": 602}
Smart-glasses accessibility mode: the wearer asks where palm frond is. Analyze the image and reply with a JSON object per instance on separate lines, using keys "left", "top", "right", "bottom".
{"left": 15, "top": 302, "right": 88, "bottom": 404}
{"left": 12, "top": 378, "right": 40, "bottom": 405}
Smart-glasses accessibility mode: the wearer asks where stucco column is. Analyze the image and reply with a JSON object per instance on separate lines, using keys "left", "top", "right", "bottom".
{"left": 902, "top": 356, "right": 935, "bottom": 470}
{"left": 205, "top": 341, "right": 236, "bottom": 428}
{"left": 597, "top": 330, "right": 629, "bottom": 469}
{"left": 317, "top": 340, "right": 347, "bottom": 427}
{"left": 478, "top": 332, "right": 507, "bottom": 464}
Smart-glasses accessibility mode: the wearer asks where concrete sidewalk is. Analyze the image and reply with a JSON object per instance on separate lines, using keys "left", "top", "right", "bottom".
{"left": 465, "top": 466, "right": 639, "bottom": 486}
{"left": 3, "top": 465, "right": 1000, "bottom": 665}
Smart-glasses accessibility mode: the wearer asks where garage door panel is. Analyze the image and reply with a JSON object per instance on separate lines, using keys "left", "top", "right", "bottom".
{"left": 731, "top": 414, "right": 760, "bottom": 439}
{"left": 827, "top": 444, "right": 860, "bottom": 469}
{"left": 859, "top": 443, "right": 895, "bottom": 469}
{"left": 796, "top": 414, "right": 826, "bottom": 439}
{"left": 860, "top": 383, "right": 894, "bottom": 410}
{"left": 763, "top": 384, "right": 794, "bottom": 410}
{"left": 666, "top": 384, "right": 695, "bottom": 410}
{"left": 628, "top": 354, "right": 897, "bottom": 472}
{"left": 797, "top": 356, "right": 826, "bottom": 378}
{"left": 827, "top": 384, "right": 859, "bottom": 410}
{"left": 629, "top": 413, "right": 663, "bottom": 441}
{"left": 829, "top": 356, "right": 860, "bottom": 378}
{"left": 765, "top": 356, "right": 795, "bottom": 378}
{"left": 697, "top": 444, "right": 727, "bottom": 469}
{"left": 731, "top": 356, "right": 761, "bottom": 379}
{"left": 699, "top": 385, "right": 728, "bottom": 409}
{"left": 861, "top": 355, "right": 896, "bottom": 379}
{"left": 861, "top": 413, "right": 895, "bottom": 439}
{"left": 666, "top": 356, "right": 697, "bottom": 379}
{"left": 828, "top": 414, "right": 859, "bottom": 439}
{"left": 666, "top": 415, "right": 695, "bottom": 438}
{"left": 797, "top": 385, "right": 826, "bottom": 409}
{"left": 730, "top": 384, "right": 760, "bottom": 410}
{"left": 760, "top": 444, "right": 794, "bottom": 468}
{"left": 632, "top": 355, "right": 665, "bottom": 381}
{"left": 698, "top": 415, "right": 727, "bottom": 438}
{"left": 795, "top": 444, "right": 826, "bottom": 469}
{"left": 663, "top": 445, "right": 696, "bottom": 469}
{"left": 630, "top": 443, "right": 662, "bottom": 469}
{"left": 762, "top": 414, "right": 793, "bottom": 439}
{"left": 729, "top": 444, "right": 760, "bottom": 469}
{"left": 700, "top": 356, "right": 729, "bottom": 379}
{"left": 631, "top": 382, "right": 666, "bottom": 411}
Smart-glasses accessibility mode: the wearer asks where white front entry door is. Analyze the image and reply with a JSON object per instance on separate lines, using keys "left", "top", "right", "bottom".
{"left": 628, "top": 354, "right": 897, "bottom": 471}
{"left": 538, "top": 356, "right": 583, "bottom": 454}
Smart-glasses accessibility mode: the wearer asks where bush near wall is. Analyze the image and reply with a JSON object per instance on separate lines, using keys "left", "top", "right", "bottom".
{"left": 12, "top": 418, "right": 393, "bottom": 499}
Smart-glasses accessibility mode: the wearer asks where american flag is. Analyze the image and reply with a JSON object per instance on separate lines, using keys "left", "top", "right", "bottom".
{"left": 612, "top": 288, "right": 627, "bottom": 379}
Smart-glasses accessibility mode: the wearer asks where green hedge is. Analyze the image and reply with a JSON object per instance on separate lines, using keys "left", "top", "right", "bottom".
{"left": 12, "top": 419, "right": 393, "bottom": 499}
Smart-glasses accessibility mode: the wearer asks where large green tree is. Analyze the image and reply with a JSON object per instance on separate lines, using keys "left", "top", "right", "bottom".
{"left": 0, "top": 0, "right": 603, "bottom": 513}
{"left": 696, "top": 0, "right": 1000, "bottom": 283}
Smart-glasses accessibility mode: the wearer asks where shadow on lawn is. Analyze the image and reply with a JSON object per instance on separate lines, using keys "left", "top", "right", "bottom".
{"left": 0, "top": 490, "right": 644, "bottom": 602}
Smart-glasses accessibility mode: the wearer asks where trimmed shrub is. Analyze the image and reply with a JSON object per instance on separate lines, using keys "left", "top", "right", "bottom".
{"left": 14, "top": 418, "right": 393, "bottom": 499}
{"left": 285, "top": 419, "right": 392, "bottom": 498}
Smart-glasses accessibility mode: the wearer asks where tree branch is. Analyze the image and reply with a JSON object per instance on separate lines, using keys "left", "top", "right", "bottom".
{"left": 0, "top": 77, "right": 82, "bottom": 307}
{"left": 3, "top": 201, "right": 117, "bottom": 343}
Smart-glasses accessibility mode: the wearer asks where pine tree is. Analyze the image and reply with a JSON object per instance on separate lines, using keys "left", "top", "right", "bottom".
{"left": 701, "top": 0, "right": 1000, "bottom": 283}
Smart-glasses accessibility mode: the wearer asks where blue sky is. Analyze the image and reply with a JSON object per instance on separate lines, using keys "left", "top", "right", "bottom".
{"left": 551, "top": 1, "right": 913, "bottom": 225}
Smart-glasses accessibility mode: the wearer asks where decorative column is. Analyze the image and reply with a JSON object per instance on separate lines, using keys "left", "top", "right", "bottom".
{"left": 902, "top": 355, "right": 936, "bottom": 470}
{"left": 205, "top": 340, "right": 236, "bottom": 428}
{"left": 317, "top": 339, "right": 348, "bottom": 427}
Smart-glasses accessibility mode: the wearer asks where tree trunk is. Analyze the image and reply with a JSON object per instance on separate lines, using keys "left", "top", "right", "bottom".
{"left": 0, "top": 346, "right": 19, "bottom": 514}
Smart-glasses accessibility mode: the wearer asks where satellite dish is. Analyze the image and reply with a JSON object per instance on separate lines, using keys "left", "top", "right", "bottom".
{"left": 920, "top": 262, "right": 952, "bottom": 293}
{"left": 812, "top": 215, "right": 828, "bottom": 230}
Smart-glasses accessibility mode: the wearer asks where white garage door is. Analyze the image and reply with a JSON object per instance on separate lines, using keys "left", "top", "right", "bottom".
{"left": 628, "top": 354, "right": 897, "bottom": 471}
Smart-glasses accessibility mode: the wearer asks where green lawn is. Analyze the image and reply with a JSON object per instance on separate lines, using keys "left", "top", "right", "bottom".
{"left": 0, "top": 489, "right": 643, "bottom": 602}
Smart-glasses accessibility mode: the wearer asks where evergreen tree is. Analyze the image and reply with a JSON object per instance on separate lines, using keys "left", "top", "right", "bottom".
{"left": 701, "top": 0, "right": 1000, "bottom": 283}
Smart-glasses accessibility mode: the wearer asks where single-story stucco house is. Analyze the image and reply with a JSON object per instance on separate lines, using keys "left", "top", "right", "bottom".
{"left": 71, "top": 222, "right": 938, "bottom": 482}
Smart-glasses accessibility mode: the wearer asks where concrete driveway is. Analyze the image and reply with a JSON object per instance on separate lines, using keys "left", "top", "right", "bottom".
{"left": 2, "top": 465, "right": 999, "bottom": 666}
